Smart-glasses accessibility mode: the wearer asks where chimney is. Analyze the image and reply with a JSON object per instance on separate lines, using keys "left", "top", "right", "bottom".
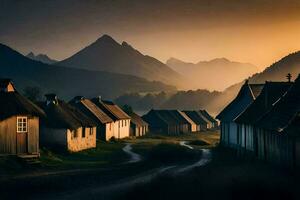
{"left": 0, "top": 79, "right": 15, "bottom": 93}
{"left": 97, "top": 95, "right": 102, "bottom": 102}
{"left": 286, "top": 73, "right": 292, "bottom": 82}
{"left": 45, "top": 93, "right": 58, "bottom": 105}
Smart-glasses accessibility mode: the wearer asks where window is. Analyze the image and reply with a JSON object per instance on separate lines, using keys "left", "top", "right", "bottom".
{"left": 17, "top": 117, "right": 27, "bottom": 133}
{"left": 109, "top": 123, "right": 112, "bottom": 131}
{"left": 82, "top": 127, "right": 86, "bottom": 138}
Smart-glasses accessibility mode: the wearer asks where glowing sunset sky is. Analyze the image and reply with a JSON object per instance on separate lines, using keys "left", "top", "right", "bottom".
{"left": 1, "top": 0, "right": 300, "bottom": 70}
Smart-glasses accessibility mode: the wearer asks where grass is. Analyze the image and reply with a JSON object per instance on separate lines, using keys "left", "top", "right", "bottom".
{"left": 39, "top": 140, "right": 127, "bottom": 169}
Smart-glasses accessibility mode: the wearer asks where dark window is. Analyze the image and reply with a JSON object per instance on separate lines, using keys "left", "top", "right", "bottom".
{"left": 82, "top": 127, "right": 86, "bottom": 138}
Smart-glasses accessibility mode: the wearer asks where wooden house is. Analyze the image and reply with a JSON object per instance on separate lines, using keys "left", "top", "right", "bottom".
{"left": 127, "top": 111, "right": 148, "bottom": 137}
{"left": 216, "top": 80, "right": 264, "bottom": 148}
{"left": 0, "top": 79, "right": 45, "bottom": 157}
{"left": 178, "top": 111, "right": 197, "bottom": 132}
{"left": 234, "top": 82, "right": 292, "bottom": 154}
{"left": 199, "top": 110, "right": 218, "bottom": 129}
{"left": 39, "top": 94, "right": 97, "bottom": 152}
{"left": 168, "top": 110, "right": 190, "bottom": 133}
{"left": 255, "top": 76, "right": 300, "bottom": 167}
{"left": 142, "top": 110, "right": 180, "bottom": 135}
{"left": 69, "top": 96, "right": 114, "bottom": 141}
{"left": 183, "top": 111, "right": 207, "bottom": 131}
{"left": 91, "top": 97, "right": 131, "bottom": 139}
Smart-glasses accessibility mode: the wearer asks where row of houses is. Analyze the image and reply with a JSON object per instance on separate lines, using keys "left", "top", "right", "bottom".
{"left": 0, "top": 79, "right": 149, "bottom": 156}
{"left": 142, "top": 109, "right": 217, "bottom": 135}
{"left": 217, "top": 76, "right": 300, "bottom": 167}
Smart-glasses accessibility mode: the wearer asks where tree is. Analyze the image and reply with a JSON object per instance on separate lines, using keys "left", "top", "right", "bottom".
{"left": 23, "top": 86, "right": 42, "bottom": 102}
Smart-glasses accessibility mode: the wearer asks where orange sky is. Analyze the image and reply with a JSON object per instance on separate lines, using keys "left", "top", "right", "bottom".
{"left": 1, "top": 0, "right": 300, "bottom": 70}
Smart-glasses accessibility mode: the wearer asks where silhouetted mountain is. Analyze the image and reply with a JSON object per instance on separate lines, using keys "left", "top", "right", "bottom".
{"left": 26, "top": 52, "right": 57, "bottom": 64}
{"left": 0, "top": 43, "right": 176, "bottom": 100}
{"left": 57, "top": 34, "right": 184, "bottom": 87}
{"left": 117, "top": 51, "right": 300, "bottom": 115}
{"left": 166, "top": 57, "right": 258, "bottom": 91}
{"left": 210, "top": 51, "right": 300, "bottom": 114}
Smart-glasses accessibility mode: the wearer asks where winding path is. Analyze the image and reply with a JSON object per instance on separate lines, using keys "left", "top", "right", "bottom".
{"left": 122, "top": 144, "right": 142, "bottom": 163}
{"left": 179, "top": 141, "right": 194, "bottom": 149}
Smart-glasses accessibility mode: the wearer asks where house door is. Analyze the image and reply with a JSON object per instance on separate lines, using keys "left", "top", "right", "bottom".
{"left": 17, "top": 132, "right": 28, "bottom": 154}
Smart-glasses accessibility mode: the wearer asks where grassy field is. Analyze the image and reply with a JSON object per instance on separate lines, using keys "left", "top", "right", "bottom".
{"left": 0, "top": 131, "right": 218, "bottom": 199}
{"left": 0, "top": 130, "right": 219, "bottom": 175}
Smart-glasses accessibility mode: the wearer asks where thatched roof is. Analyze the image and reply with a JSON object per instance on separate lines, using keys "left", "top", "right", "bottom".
{"left": 128, "top": 112, "right": 148, "bottom": 127}
{"left": 255, "top": 76, "right": 300, "bottom": 136}
{"left": 91, "top": 97, "right": 130, "bottom": 120}
{"left": 183, "top": 111, "right": 208, "bottom": 125}
{"left": 216, "top": 80, "right": 264, "bottom": 122}
{"left": 39, "top": 98, "right": 96, "bottom": 130}
{"left": 0, "top": 91, "right": 45, "bottom": 120}
{"left": 70, "top": 96, "right": 113, "bottom": 124}
{"left": 235, "top": 82, "right": 292, "bottom": 124}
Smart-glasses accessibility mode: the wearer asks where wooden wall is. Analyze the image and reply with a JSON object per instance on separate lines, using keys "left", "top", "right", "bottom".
{"left": 0, "top": 115, "right": 39, "bottom": 155}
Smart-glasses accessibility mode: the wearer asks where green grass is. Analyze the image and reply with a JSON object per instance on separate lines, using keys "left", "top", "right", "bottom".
{"left": 39, "top": 140, "right": 127, "bottom": 169}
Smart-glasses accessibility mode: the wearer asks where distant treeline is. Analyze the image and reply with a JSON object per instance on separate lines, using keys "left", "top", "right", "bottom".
{"left": 115, "top": 90, "right": 223, "bottom": 115}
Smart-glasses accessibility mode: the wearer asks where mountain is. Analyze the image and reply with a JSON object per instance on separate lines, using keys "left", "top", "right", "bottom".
{"left": 57, "top": 35, "right": 184, "bottom": 87}
{"left": 26, "top": 52, "right": 57, "bottom": 64}
{"left": 166, "top": 57, "right": 258, "bottom": 91}
{"left": 210, "top": 51, "right": 300, "bottom": 114}
{"left": 0, "top": 43, "right": 176, "bottom": 100}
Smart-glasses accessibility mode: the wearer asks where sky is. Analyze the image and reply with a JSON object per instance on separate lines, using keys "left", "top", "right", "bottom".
{"left": 1, "top": 0, "right": 300, "bottom": 70}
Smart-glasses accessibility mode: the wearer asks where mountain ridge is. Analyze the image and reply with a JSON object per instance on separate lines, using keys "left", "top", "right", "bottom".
{"left": 0, "top": 43, "right": 176, "bottom": 99}
{"left": 166, "top": 57, "right": 258, "bottom": 91}
{"left": 26, "top": 52, "right": 57, "bottom": 64}
{"left": 57, "top": 34, "right": 184, "bottom": 88}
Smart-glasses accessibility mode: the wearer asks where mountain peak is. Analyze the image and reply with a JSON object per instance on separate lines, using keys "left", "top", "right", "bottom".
{"left": 27, "top": 52, "right": 34, "bottom": 57}
{"left": 96, "top": 34, "right": 118, "bottom": 44}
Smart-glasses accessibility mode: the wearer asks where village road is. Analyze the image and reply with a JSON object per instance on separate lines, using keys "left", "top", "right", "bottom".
{"left": 122, "top": 144, "right": 142, "bottom": 163}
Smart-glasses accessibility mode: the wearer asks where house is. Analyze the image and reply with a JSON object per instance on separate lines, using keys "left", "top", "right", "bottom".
{"left": 168, "top": 110, "right": 190, "bottom": 133}
{"left": 199, "top": 110, "right": 218, "bottom": 129}
{"left": 127, "top": 111, "right": 148, "bottom": 137}
{"left": 216, "top": 80, "right": 264, "bottom": 148}
{"left": 91, "top": 97, "right": 131, "bottom": 139}
{"left": 143, "top": 110, "right": 180, "bottom": 135}
{"left": 255, "top": 76, "right": 300, "bottom": 167}
{"left": 39, "top": 94, "right": 97, "bottom": 152}
{"left": 182, "top": 111, "right": 207, "bottom": 131}
{"left": 234, "top": 82, "right": 292, "bottom": 154}
{"left": 178, "top": 111, "right": 198, "bottom": 132}
{"left": 69, "top": 96, "right": 114, "bottom": 141}
{"left": 197, "top": 111, "right": 214, "bottom": 129}
{"left": 0, "top": 79, "right": 45, "bottom": 157}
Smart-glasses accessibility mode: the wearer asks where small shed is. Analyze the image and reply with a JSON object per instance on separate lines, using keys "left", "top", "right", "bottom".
{"left": 70, "top": 96, "right": 114, "bottom": 141}
{"left": 91, "top": 97, "right": 131, "bottom": 139}
{"left": 128, "top": 112, "right": 148, "bottom": 137}
{"left": 0, "top": 79, "right": 45, "bottom": 157}
{"left": 168, "top": 110, "right": 190, "bottom": 133}
{"left": 255, "top": 76, "right": 300, "bottom": 167}
{"left": 39, "top": 94, "right": 97, "bottom": 152}
{"left": 216, "top": 80, "right": 264, "bottom": 148}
